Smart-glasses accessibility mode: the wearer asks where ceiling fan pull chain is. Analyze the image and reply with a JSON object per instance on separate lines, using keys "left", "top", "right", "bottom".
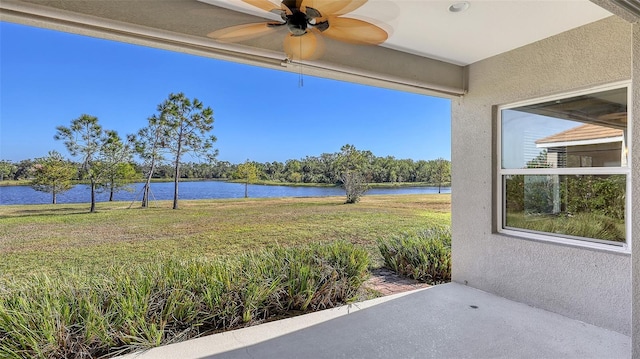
{"left": 298, "top": 40, "right": 304, "bottom": 87}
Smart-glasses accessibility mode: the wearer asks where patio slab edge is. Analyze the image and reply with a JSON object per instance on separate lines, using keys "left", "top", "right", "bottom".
{"left": 116, "top": 287, "right": 431, "bottom": 359}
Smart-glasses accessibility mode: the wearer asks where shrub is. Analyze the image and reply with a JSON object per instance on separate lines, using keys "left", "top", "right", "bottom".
{"left": 378, "top": 227, "right": 451, "bottom": 284}
{"left": 563, "top": 175, "right": 625, "bottom": 220}
{"left": 341, "top": 170, "right": 368, "bottom": 204}
{"left": 507, "top": 174, "right": 626, "bottom": 220}
{"left": 0, "top": 242, "right": 369, "bottom": 359}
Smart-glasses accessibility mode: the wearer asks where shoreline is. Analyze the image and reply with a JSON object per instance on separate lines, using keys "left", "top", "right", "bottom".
{"left": 0, "top": 178, "right": 450, "bottom": 188}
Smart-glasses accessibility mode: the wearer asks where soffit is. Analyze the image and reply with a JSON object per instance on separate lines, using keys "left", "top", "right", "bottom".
{"left": 199, "top": 0, "right": 612, "bottom": 65}
{"left": 0, "top": 0, "right": 614, "bottom": 96}
{"left": 518, "top": 88, "right": 628, "bottom": 130}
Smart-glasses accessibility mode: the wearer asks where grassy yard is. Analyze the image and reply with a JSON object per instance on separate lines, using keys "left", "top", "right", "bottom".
{"left": 0, "top": 194, "right": 451, "bottom": 280}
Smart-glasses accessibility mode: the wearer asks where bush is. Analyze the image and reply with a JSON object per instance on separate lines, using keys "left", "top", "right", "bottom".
{"left": 563, "top": 175, "right": 625, "bottom": 220}
{"left": 378, "top": 227, "right": 451, "bottom": 284}
{"left": 0, "top": 242, "right": 369, "bottom": 359}
{"left": 340, "top": 170, "right": 368, "bottom": 204}
{"left": 507, "top": 174, "right": 626, "bottom": 220}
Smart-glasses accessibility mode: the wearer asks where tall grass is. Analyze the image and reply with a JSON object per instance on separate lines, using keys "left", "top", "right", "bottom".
{"left": 505, "top": 212, "right": 625, "bottom": 242}
{"left": 377, "top": 227, "right": 451, "bottom": 284}
{"left": 0, "top": 242, "right": 369, "bottom": 359}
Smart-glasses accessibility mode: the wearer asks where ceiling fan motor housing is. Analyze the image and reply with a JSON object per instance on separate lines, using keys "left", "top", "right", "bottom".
{"left": 287, "top": 10, "right": 309, "bottom": 36}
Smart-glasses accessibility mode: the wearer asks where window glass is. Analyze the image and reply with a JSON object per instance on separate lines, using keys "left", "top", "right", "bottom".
{"left": 499, "top": 86, "right": 629, "bottom": 247}
{"left": 502, "top": 88, "right": 627, "bottom": 169}
{"left": 504, "top": 174, "right": 626, "bottom": 243}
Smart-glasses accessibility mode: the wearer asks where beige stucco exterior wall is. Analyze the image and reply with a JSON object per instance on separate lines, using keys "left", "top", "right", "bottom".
{"left": 451, "top": 16, "right": 633, "bottom": 335}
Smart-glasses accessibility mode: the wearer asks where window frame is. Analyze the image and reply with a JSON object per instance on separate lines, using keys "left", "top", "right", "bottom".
{"left": 496, "top": 81, "right": 632, "bottom": 253}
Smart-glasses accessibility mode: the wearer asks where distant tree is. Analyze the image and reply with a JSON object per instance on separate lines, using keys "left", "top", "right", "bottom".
{"left": 336, "top": 144, "right": 371, "bottom": 204}
{"left": 97, "top": 162, "right": 138, "bottom": 201}
{"left": 430, "top": 158, "right": 451, "bottom": 193}
{"left": 398, "top": 159, "right": 415, "bottom": 182}
{"left": 318, "top": 153, "right": 337, "bottom": 183}
{"left": 414, "top": 160, "right": 430, "bottom": 182}
{"left": 288, "top": 172, "right": 302, "bottom": 183}
{"left": 335, "top": 144, "right": 372, "bottom": 172}
{"left": 264, "top": 161, "right": 285, "bottom": 181}
{"left": 95, "top": 133, "right": 135, "bottom": 201}
{"left": 284, "top": 159, "right": 303, "bottom": 183}
{"left": 0, "top": 160, "right": 16, "bottom": 181}
{"left": 30, "top": 151, "right": 77, "bottom": 204}
{"left": 190, "top": 162, "right": 216, "bottom": 179}
{"left": 297, "top": 154, "right": 334, "bottom": 183}
{"left": 135, "top": 115, "right": 167, "bottom": 207}
{"left": 154, "top": 164, "right": 174, "bottom": 179}
{"left": 370, "top": 156, "right": 390, "bottom": 183}
{"left": 55, "top": 114, "right": 125, "bottom": 212}
{"left": 526, "top": 150, "right": 552, "bottom": 169}
{"left": 211, "top": 160, "right": 234, "bottom": 179}
{"left": 235, "top": 160, "right": 259, "bottom": 198}
{"left": 13, "top": 159, "right": 35, "bottom": 180}
{"left": 157, "top": 93, "right": 217, "bottom": 209}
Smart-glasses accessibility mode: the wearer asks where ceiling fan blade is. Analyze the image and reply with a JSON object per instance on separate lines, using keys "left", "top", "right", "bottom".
{"left": 283, "top": 29, "right": 325, "bottom": 60}
{"left": 207, "top": 23, "right": 279, "bottom": 42}
{"left": 322, "top": 17, "right": 387, "bottom": 44}
{"left": 301, "top": 0, "right": 367, "bottom": 17}
{"left": 301, "top": 5, "right": 321, "bottom": 19}
{"left": 242, "top": 0, "right": 280, "bottom": 13}
{"left": 281, "top": 2, "right": 293, "bottom": 15}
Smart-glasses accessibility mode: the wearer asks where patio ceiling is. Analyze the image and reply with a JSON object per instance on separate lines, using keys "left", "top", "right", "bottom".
{"left": 0, "top": 0, "right": 613, "bottom": 96}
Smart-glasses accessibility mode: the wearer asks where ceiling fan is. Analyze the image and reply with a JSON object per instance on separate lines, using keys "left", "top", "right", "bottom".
{"left": 207, "top": 0, "right": 388, "bottom": 60}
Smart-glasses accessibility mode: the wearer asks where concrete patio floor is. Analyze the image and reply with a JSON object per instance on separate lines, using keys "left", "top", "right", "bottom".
{"left": 120, "top": 283, "right": 630, "bottom": 359}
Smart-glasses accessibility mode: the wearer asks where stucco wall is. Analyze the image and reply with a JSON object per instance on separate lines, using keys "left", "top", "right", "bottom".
{"left": 451, "top": 16, "right": 633, "bottom": 335}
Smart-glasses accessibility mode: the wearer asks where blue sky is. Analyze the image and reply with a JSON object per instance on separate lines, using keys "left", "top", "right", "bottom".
{"left": 0, "top": 22, "right": 451, "bottom": 164}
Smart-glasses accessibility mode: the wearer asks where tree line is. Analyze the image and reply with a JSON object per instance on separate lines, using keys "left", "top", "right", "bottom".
{"left": 1, "top": 152, "right": 451, "bottom": 190}
{"left": 1, "top": 92, "right": 451, "bottom": 210}
{"left": 2, "top": 151, "right": 451, "bottom": 185}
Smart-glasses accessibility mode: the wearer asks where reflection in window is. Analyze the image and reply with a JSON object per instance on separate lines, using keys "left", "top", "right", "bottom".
{"left": 504, "top": 175, "right": 626, "bottom": 243}
{"left": 501, "top": 88, "right": 628, "bottom": 169}
{"left": 499, "top": 86, "right": 629, "bottom": 247}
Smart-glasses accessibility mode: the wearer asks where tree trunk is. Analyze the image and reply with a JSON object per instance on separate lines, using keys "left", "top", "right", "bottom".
{"left": 173, "top": 130, "right": 183, "bottom": 210}
{"left": 52, "top": 190, "right": 57, "bottom": 204}
{"left": 109, "top": 185, "right": 114, "bottom": 201}
{"left": 142, "top": 183, "right": 149, "bottom": 208}
{"left": 90, "top": 180, "right": 96, "bottom": 213}
{"left": 173, "top": 160, "right": 180, "bottom": 209}
{"left": 142, "top": 160, "right": 155, "bottom": 208}
{"left": 245, "top": 180, "right": 248, "bottom": 198}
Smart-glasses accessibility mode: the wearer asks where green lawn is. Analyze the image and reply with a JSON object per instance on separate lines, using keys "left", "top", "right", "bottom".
{"left": 0, "top": 194, "right": 451, "bottom": 280}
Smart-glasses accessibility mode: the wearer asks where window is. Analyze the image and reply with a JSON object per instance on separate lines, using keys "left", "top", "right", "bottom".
{"left": 498, "top": 85, "right": 631, "bottom": 250}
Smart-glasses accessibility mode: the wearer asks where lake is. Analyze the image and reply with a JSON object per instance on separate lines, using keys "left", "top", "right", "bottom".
{"left": 0, "top": 181, "right": 451, "bottom": 205}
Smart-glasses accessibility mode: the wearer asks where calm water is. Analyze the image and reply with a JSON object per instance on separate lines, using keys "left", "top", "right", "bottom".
{"left": 0, "top": 181, "right": 451, "bottom": 205}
